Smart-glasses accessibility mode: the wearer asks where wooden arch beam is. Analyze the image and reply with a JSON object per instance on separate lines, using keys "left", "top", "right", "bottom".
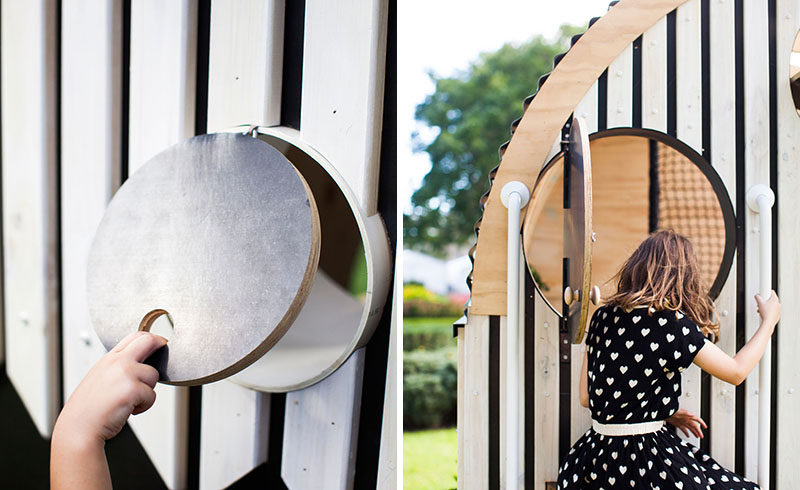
{"left": 470, "top": 0, "right": 690, "bottom": 315}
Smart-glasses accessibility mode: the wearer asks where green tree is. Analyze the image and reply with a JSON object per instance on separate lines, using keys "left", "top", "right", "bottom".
{"left": 404, "top": 24, "right": 584, "bottom": 255}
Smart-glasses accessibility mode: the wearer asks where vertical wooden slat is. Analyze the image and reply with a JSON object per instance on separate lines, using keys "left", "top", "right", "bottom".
{"left": 533, "top": 294, "right": 559, "bottom": 489}
{"left": 459, "top": 314, "right": 489, "bottom": 489}
{"left": 299, "top": 0, "right": 388, "bottom": 215}
{"left": 199, "top": 379, "right": 270, "bottom": 489}
{"left": 281, "top": 1, "right": 388, "bottom": 488}
{"left": 606, "top": 44, "right": 633, "bottom": 128}
{"left": 376, "top": 257, "right": 398, "bottom": 489}
{"left": 708, "top": 0, "right": 737, "bottom": 469}
{"left": 642, "top": 17, "right": 667, "bottom": 131}
{"left": 456, "top": 325, "right": 466, "bottom": 487}
{"left": 775, "top": 0, "right": 800, "bottom": 485}
{"left": 199, "top": 1, "right": 284, "bottom": 488}
{"left": 742, "top": 0, "right": 770, "bottom": 480}
{"left": 205, "top": 0, "right": 284, "bottom": 132}
{"left": 282, "top": 348, "right": 365, "bottom": 489}
{"left": 675, "top": 0, "right": 703, "bottom": 448}
{"left": 569, "top": 82, "right": 597, "bottom": 445}
{"left": 0, "top": 0, "right": 59, "bottom": 437}
{"left": 60, "top": 0, "right": 122, "bottom": 404}
{"left": 128, "top": 1, "right": 197, "bottom": 487}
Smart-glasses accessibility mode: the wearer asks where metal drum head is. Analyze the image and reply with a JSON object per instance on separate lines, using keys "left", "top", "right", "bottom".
{"left": 87, "top": 132, "right": 321, "bottom": 385}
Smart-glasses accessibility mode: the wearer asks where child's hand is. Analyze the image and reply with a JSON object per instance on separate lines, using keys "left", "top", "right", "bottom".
{"left": 51, "top": 331, "right": 166, "bottom": 489}
{"left": 755, "top": 290, "right": 781, "bottom": 327}
{"left": 53, "top": 331, "right": 166, "bottom": 444}
{"left": 666, "top": 408, "right": 707, "bottom": 439}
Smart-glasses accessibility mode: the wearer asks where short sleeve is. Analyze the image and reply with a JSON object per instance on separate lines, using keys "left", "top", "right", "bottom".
{"left": 660, "top": 310, "right": 709, "bottom": 372}
{"left": 585, "top": 305, "right": 604, "bottom": 345}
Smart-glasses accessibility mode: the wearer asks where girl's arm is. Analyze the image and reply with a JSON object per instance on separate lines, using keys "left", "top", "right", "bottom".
{"left": 693, "top": 291, "right": 780, "bottom": 385}
{"left": 51, "top": 331, "right": 166, "bottom": 490}
{"left": 579, "top": 348, "right": 589, "bottom": 408}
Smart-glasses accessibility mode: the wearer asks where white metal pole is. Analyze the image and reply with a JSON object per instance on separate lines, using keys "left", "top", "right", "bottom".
{"left": 501, "top": 182, "right": 529, "bottom": 489}
{"left": 746, "top": 184, "right": 775, "bottom": 489}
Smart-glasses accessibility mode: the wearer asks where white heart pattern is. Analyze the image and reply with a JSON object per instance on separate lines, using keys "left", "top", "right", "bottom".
{"left": 641, "top": 328, "right": 650, "bottom": 336}
{"left": 634, "top": 354, "right": 644, "bottom": 362}
{"left": 611, "top": 352, "right": 619, "bottom": 360}
{"left": 619, "top": 365, "right": 628, "bottom": 374}
{"left": 682, "top": 326, "right": 690, "bottom": 335}
{"left": 666, "top": 333, "right": 675, "bottom": 342}
{"left": 650, "top": 342, "right": 659, "bottom": 351}
{"left": 625, "top": 340, "right": 634, "bottom": 349}
{"left": 658, "top": 317, "right": 668, "bottom": 326}
{"left": 632, "top": 316, "right": 641, "bottom": 324}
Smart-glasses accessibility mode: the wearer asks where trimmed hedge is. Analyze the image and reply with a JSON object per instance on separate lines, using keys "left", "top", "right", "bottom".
{"left": 404, "top": 347, "right": 457, "bottom": 429}
{"left": 403, "top": 317, "right": 456, "bottom": 351}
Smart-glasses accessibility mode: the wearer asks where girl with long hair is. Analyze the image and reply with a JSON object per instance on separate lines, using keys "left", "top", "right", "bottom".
{"left": 557, "top": 229, "right": 780, "bottom": 488}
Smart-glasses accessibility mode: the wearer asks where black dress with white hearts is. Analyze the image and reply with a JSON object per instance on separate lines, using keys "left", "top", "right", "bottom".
{"left": 556, "top": 303, "right": 758, "bottom": 489}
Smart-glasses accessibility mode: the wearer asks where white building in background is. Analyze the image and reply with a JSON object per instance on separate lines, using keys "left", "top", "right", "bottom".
{"left": 403, "top": 249, "right": 471, "bottom": 296}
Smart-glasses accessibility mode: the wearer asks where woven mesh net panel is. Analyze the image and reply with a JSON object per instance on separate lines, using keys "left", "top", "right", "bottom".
{"left": 655, "top": 142, "right": 726, "bottom": 291}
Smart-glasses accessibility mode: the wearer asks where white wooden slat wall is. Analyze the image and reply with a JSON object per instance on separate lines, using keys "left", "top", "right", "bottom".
{"left": 708, "top": 0, "right": 737, "bottom": 470}
{"left": 280, "top": 1, "right": 387, "bottom": 487}
{"left": 743, "top": 0, "right": 771, "bottom": 480}
{"left": 299, "top": 0, "right": 388, "bottom": 215}
{"left": 606, "top": 44, "right": 632, "bottom": 129}
{"left": 642, "top": 17, "right": 667, "bottom": 131}
{"left": 60, "top": 0, "right": 122, "bottom": 408}
{"left": 205, "top": 0, "right": 285, "bottom": 133}
{"left": 127, "top": 2, "right": 198, "bottom": 487}
{"left": 569, "top": 81, "right": 597, "bottom": 445}
{"left": 776, "top": 0, "right": 800, "bottom": 485}
{"left": 458, "top": 314, "right": 489, "bottom": 489}
{"left": 533, "top": 294, "right": 559, "bottom": 489}
{"left": 376, "top": 255, "right": 399, "bottom": 489}
{"left": 675, "top": 0, "right": 703, "bottom": 449}
{"left": 0, "top": 0, "right": 60, "bottom": 438}
{"left": 199, "top": 1, "right": 284, "bottom": 488}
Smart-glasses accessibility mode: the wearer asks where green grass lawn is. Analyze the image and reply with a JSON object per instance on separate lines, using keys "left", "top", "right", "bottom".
{"left": 403, "top": 427, "right": 457, "bottom": 490}
{"left": 403, "top": 316, "right": 458, "bottom": 351}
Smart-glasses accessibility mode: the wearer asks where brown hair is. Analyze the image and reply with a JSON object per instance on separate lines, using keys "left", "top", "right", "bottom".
{"left": 604, "top": 229, "right": 720, "bottom": 341}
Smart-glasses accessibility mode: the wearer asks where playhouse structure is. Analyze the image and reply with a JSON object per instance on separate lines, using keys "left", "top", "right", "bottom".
{"left": 0, "top": 1, "right": 395, "bottom": 489}
{"left": 457, "top": 0, "right": 800, "bottom": 488}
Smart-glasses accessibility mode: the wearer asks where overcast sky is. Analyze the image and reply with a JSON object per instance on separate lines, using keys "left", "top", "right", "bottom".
{"left": 398, "top": 1, "right": 611, "bottom": 215}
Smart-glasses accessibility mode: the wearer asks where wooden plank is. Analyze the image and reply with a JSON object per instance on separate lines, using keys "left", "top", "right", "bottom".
{"left": 606, "top": 44, "right": 633, "bottom": 128}
{"left": 279, "top": 2, "right": 388, "bottom": 488}
{"left": 742, "top": 0, "right": 771, "bottom": 480}
{"left": 127, "top": 2, "right": 197, "bottom": 487}
{"left": 471, "top": 0, "right": 693, "bottom": 315}
{"left": 675, "top": 0, "right": 703, "bottom": 449}
{"left": 376, "top": 259, "right": 398, "bottom": 490}
{"left": 456, "top": 326, "right": 466, "bottom": 488}
{"left": 642, "top": 16, "right": 667, "bottom": 131}
{"left": 199, "top": 379, "right": 269, "bottom": 489}
{"left": 60, "top": 0, "right": 122, "bottom": 402}
{"left": 199, "top": 1, "right": 284, "bottom": 488}
{"left": 459, "top": 314, "right": 489, "bottom": 489}
{"left": 206, "top": 0, "right": 284, "bottom": 133}
{"left": 0, "top": 0, "right": 59, "bottom": 437}
{"left": 300, "top": 0, "right": 388, "bottom": 215}
{"left": 708, "top": 0, "right": 737, "bottom": 469}
{"left": 534, "top": 293, "right": 559, "bottom": 489}
{"left": 282, "top": 349, "right": 365, "bottom": 489}
{"left": 570, "top": 82, "right": 597, "bottom": 444}
{"left": 775, "top": 0, "right": 800, "bottom": 485}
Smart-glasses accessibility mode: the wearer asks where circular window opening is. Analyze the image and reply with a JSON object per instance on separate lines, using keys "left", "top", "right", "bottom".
{"left": 522, "top": 128, "right": 736, "bottom": 316}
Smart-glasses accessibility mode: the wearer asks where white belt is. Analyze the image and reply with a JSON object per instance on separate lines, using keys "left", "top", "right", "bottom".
{"left": 592, "top": 419, "right": 665, "bottom": 436}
